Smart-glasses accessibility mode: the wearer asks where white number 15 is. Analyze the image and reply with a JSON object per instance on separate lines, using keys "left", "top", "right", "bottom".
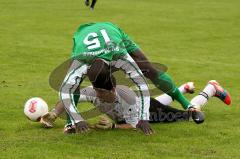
{"left": 83, "top": 29, "right": 111, "bottom": 50}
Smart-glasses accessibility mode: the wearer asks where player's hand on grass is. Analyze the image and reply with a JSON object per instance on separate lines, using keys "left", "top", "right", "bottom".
{"left": 75, "top": 121, "right": 89, "bottom": 133}
{"left": 136, "top": 120, "right": 153, "bottom": 135}
{"left": 40, "top": 112, "right": 57, "bottom": 128}
{"left": 94, "top": 117, "right": 115, "bottom": 130}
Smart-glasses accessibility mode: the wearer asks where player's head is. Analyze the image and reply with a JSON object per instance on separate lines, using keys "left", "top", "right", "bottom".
{"left": 87, "top": 58, "right": 116, "bottom": 103}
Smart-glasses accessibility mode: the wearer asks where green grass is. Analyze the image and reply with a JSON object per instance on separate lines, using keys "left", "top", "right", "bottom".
{"left": 1, "top": 0, "right": 240, "bottom": 158}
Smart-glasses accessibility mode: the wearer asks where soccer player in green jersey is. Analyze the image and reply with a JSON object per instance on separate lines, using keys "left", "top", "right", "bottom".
{"left": 70, "top": 22, "right": 192, "bottom": 111}
{"left": 60, "top": 22, "right": 153, "bottom": 134}
{"left": 59, "top": 22, "right": 210, "bottom": 134}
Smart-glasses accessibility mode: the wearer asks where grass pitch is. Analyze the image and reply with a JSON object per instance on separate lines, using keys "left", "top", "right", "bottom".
{"left": 1, "top": 0, "right": 240, "bottom": 158}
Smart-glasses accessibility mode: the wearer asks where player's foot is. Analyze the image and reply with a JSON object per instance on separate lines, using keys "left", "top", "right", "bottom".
{"left": 188, "top": 107, "right": 205, "bottom": 124}
{"left": 63, "top": 124, "right": 76, "bottom": 134}
{"left": 184, "top": 82, "right": 195, "bottom": 94}
{"left": 208, "top": 80, "right": 231, "bottom": 105}
{"left": 85, "top": 0, "right": 89, "bottom": 6}
{"left": 40, "top": 112, "right": 57, "bottom": 128}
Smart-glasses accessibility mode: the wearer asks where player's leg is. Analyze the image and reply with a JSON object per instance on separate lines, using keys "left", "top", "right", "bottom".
{"left": 155, "top": 82, "right": 195, "bottom": 106}
{"left": 130, "top": 49, "right": 191, "bottom": 109}
{"left": 149, "top": 98, "right": 190, "bottom": 123}
{"left": 90, "top": 0, "right": 97, "bottom": 10}
{"left": 110, "top": 55, "right": 153, "bottom": 135}
{"left": 191, "top": 80, "right": 231, "bottom": 109}
{"left": 85, "top": 0, "right": 89, "bottom": 6}
{"left": 149, "top": 97, "right": 205, "bottom": 124}
{"left": 63, "top": 88, "right": 80, "bottom": 133}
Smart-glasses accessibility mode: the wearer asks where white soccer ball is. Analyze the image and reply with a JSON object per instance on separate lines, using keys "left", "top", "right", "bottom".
{"left": 24, "top": 97, "right": 48, "bottom": 121}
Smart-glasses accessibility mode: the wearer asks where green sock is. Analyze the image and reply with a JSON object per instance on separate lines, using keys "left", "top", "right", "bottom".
{"left": 171, "top": 87, "right": 191, "bottom": 109}
{"left": 153, "top": 72, "right": 190, "bottom": 109}
{"left": 66, "top": 89, "right": 80, "bottom": 125}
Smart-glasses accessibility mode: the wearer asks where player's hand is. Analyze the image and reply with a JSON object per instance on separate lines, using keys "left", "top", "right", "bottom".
{"left": 40, "top": 112, "right": 57, "bottom": 128}
{"left": 136, "top": 120, "right": 153, "bottom": 135}
{"left": 94, "top": 117, "right": 115, "bottom": 130}
{"left": 188, "top": 107, "right": 205, "bottom": 124}
{"left": 75, "top": 121, "right": 89, "bottom": 133}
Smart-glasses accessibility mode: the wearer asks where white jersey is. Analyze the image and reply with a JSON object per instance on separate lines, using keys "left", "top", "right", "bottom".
{"left": 60, "top": 54, "right": 150, "bottom": 124}
{"left": 79, "top": 85, "right": 140, "bottom": 128}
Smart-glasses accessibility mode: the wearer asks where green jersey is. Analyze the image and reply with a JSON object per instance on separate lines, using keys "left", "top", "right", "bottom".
{"left": 61, "top": 22, "right": 150, "bottom": 124}
{"left": 71, "top": 22, "right": 139, "bottom": 63}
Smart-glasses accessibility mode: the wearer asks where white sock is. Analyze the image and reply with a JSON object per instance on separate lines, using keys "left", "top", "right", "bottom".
{"left": 155, "top": 84, "right": 186, "bottom": 106}
{"left": 178, "top": 84, "right": 187, "bottom": 94}
{"left": 155, "top": 94, "right": 173, "bottom": 106}
{"left": 191, "top": 83, "right": 216, "bottom": 109}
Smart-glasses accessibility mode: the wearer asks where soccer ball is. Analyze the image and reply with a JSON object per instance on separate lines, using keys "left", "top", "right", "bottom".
{"left": 24, "top": 97, "right": 48, "bottom": 121}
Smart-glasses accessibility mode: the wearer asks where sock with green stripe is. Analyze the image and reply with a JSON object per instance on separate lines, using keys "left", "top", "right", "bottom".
{"left": 66, "top": 88, "right": 81, "bottom": 125}
{"left": 153, "top": 72, "right": 190, "bottom": 109}
{"left": 66, "top": 114, "right": 72, "bottom": 126}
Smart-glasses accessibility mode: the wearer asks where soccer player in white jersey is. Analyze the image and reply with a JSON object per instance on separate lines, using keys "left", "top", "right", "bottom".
{"left": 60, "top": 58, "right": 153, "bottom": 135}
{"left": 41, "top": 71, "right": 231, "bottom": 134}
